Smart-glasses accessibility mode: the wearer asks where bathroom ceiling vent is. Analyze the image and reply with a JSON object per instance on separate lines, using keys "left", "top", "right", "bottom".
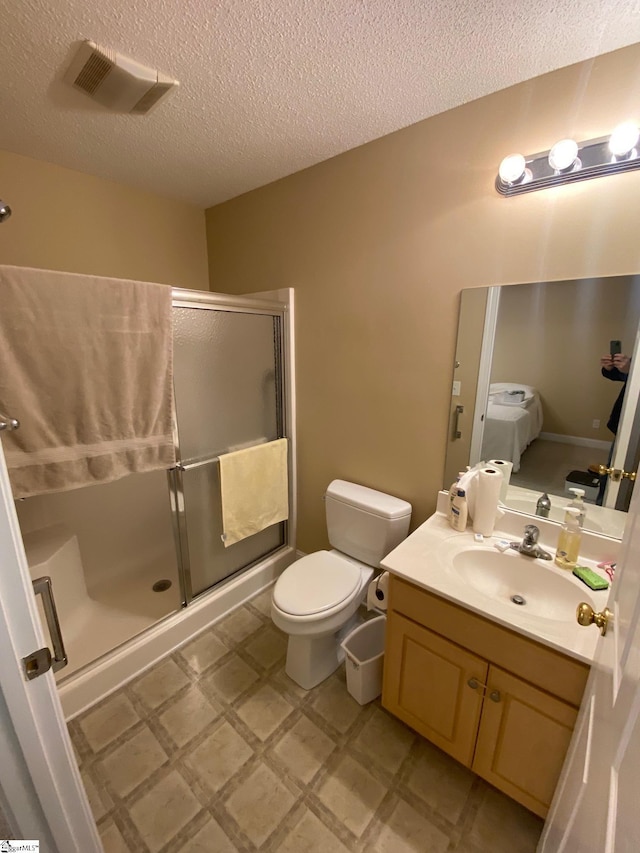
{"left": 63, "top": 40, "right": 179, "bottom": 114}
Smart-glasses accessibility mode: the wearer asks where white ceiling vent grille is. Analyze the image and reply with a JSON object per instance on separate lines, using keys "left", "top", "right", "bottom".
{"left": 64, "top": 41, "right": 178, "bottom": 114}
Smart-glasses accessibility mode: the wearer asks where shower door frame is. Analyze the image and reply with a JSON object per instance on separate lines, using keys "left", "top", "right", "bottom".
{"left": 167, "top": 287, "right": 294, "bottom": 607}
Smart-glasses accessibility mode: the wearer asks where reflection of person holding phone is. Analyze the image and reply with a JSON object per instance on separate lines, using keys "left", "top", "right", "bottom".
{"left": 601, "top": 340, "right": 631, "bottom": 436}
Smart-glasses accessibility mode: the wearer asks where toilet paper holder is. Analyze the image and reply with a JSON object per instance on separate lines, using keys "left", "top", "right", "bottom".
{"left": 367, "top": 572, "right": 390, "bottom": 612}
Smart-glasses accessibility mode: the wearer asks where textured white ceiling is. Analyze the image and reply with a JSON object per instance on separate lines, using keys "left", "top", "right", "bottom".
{"left": 1, "top": 1, "right": 640, "bottom": 207}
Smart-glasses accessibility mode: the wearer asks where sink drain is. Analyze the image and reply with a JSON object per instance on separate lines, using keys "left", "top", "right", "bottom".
{"left": 152, "top": 579, "right": 172, "bottom": 592}
{"left": 511, "top": 594, "right": 526, "bottom": 606}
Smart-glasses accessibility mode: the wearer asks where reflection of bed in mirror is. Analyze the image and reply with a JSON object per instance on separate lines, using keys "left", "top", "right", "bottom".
{"left": 480, "top": 383, "right": 543, "bottom": 472}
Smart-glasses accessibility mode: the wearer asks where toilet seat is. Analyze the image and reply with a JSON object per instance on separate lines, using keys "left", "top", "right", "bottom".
{"left": 273, "top": 551, "right": 362, "bottom": 617}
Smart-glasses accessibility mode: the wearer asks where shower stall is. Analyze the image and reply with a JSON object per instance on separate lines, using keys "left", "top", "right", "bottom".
{"left": 12, "top": 286, "right": 296, "bottom": 718}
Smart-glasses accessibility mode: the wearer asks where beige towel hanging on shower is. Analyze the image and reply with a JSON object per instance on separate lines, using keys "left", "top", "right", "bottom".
{"left": 218, "top": 438, "right": 289, "bottom": 546}
{"left": 0, "top": 264, "right": 175, "bottom": 498}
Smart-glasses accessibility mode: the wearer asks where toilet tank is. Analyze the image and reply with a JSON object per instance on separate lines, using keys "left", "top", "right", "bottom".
{"left": 325, "top": 480, "right": 412, "bottom": 567}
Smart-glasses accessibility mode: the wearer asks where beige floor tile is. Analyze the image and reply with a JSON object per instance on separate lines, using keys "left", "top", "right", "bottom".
{"left": 315, "top": 754, "right": 387, "bottom": 838}
{"left": 99, "top": 819, "right": 131, "bottom": 853}
{"left": 177, "top": 816, "right": 239, "bottom": 852}
{"left": 371, "top": 797, "right": 450, "bottom": 853}
{"left": 278, "top": 807, "right": 351, "bottom": 853}
{"left": 236, "top": 684, "right": 294, "bottom": 740}
{"left": 131, "top": 657, "right": 191, "bottom": 710}
{"left": 462, "top": 787, "right": 543, "bottom": 853}
{"left": 71, "top": 737, "right": 84, "bottom": 770}
{"left": 99, "top": 726, "right": 168, "bottom": 798}
{"left": 201, "top": 654, "right": 260, "bottom": 703}
{"left": 158, "top": 685, "right": 221, "bottom": 748}
{"left": 178, "top": 629, "right": 230, "bottom": 674}
{"left": 351, "top": 707, "right": 415, "bottom": 775}
{"left": 270, "top": 714, "right": 335, "bottom": 784}
{"left": 405, "top": 741, "right": 475, "bottom": 823}
{"left": 185, "top": 720, "right": 253, "bottom": 793}
{"left": 215, "top": 606, "right": 263, "bottom": 644}
{"left": 129, "top": 770, "right": 202, "bottom": 853}
{"left": 79, "top": 693, "right": 140, "bottom": 753}
{"left": 244, "top": 625, "right": 288, "bottom": 669}
{"left": 81, "top": 769, "right": 113, "bottom": 821}
{"left": 223, "top": 761, "right": 297, "bottom": 847}
{"left": 311, "top": 675, "right": 363, "bottom": 734}
{"left": 249, "top": 587, "right": 273, "bottom": 617}
{"left": 271, "top": 668, "right": 310, "bottom": 702}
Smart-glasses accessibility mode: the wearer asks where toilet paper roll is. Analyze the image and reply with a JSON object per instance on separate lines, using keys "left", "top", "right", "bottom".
{"left": 472, "top": 467, "right": 503, "bottom": 536}
{"left": 488, "top": 459, "right": 513, "bottom": 502}
{"left": 367, "top": 572, "right": 390, "bottom": 611}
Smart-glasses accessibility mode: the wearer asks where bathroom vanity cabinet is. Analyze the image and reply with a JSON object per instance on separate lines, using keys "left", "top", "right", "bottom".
{"left": 382, "top": 575, "right": 590, "bottom": 818}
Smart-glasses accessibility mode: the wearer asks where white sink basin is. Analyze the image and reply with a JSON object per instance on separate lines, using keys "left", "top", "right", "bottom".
{"left": 451, "top": 548, "right": 595, "bottom": 621}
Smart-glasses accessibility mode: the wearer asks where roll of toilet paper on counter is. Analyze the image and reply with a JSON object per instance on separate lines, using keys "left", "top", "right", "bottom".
{"left": 367, "top": 572, "right": 390, "bottom": 611}
{"left": 488, "top": 459, "right": 513, "bottom": 502}
{"left": 472, "top": 467, "right": 503, "bottom": 536}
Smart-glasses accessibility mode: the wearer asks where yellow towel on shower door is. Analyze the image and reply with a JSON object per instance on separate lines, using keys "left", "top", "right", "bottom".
{"left": 218, "top": 438, "right": 289, "bottom": 547}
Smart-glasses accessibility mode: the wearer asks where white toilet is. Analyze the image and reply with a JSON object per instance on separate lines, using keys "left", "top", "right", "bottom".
{"left": 271, "top": 479, "right": 412, "bottom": 689}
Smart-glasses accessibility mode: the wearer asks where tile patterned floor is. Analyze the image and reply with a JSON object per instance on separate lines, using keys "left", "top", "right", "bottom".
{"left": 68, "top": 589, "right": 544, "bottom": 853}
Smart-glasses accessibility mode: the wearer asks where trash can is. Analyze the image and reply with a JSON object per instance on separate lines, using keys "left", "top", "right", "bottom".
{"left": 565, "top": 469, "right": 601, "bottom": 503}
{"left": 340, "top": 615, "right": 386, "bottom": 705}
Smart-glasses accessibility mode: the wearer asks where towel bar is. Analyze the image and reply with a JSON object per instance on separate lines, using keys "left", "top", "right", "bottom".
{"left": 0, "top": 410, "right": 20, "bottom": 431}
{"left": 175, "top": 440, "right": 282, "bottom": 473}
{"left": 175, "top": 456, "right": 219, "bottom": 472}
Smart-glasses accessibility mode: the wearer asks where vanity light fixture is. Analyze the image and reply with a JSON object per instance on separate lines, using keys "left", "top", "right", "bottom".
{"left": 498, "top": 153, "right": 530, "bottom": 187}
{"left": 609, "top": 121, "right": 640, "bottom": 159}
{"left": 548, "top": 138, "right": 580, "bottom": 173}
{"left": 496, "top": 122, "right": 640, "bottom": 196}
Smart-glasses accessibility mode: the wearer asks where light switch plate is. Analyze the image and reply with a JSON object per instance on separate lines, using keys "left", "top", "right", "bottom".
{"left": 452, "top": 381, "right": 461, "bottom": 396}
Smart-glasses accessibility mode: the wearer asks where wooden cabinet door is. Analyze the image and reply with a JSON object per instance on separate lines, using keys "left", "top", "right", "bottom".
{"left": 472, "top": 665, "right": 578, "bottom": 818}
{"left": 383, "top": 611, "right": 488, "bottom": 766}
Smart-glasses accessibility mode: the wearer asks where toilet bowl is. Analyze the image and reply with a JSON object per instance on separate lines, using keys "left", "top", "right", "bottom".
{"left": 272, "top": 480, "right": 411, "bottom": 689}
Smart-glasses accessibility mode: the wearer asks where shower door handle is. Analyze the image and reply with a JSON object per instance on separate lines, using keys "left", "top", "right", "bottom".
{"left": 23, "top": 576, "right": 68, "bottom": 680}
{"left": 0, "top": 409, "right": 20, "bottom": 431}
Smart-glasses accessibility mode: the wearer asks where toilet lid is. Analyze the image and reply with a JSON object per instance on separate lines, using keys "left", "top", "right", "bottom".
{"left": 273, "top": 551, "right": 362, "bottom": 616}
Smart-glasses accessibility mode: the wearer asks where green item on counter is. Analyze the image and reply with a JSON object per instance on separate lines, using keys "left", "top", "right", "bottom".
{"left": 572, "top": 565, "right": 610, "bottom": 591}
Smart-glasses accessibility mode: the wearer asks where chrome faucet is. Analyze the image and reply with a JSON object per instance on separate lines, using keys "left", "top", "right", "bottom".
{"left": 509, "top": 524, "right": 552, "bottom": 560}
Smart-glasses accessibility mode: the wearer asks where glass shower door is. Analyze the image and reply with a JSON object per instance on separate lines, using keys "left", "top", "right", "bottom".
{"left": 171, "top": 303, "right": 286, "bottom": 599}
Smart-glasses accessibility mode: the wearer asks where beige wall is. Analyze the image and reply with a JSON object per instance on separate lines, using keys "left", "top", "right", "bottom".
{"left": 491, "top": 278, "right": 639, "bottom": 441}
{"left": 0, "top": 149, "right": 209, "bottom": 289}
{"left": 206, "top": 44, "right": 640, "bottom": 552}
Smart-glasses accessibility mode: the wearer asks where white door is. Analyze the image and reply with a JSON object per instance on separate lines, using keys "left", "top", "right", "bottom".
{"left": 469, "top": 286, "right": 501, "bottom": 466}
{"left": 539, "top": 473, "right": 640, "bottom": 851}
{"left": 0, "top": 436, "right": 101, "bottom": 851}
{"left": 603, "top": 319, "right": 640, "bottom": 509}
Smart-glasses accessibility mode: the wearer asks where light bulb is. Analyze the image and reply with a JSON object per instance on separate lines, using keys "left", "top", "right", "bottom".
{"left": 609, "top": 122, "right": 639, "bottom": 158}
{"left": 548, "top": 139, "right": 579, "bottom": 172}
{"left": 498, "top": 153, "right": 527, "bottom": 185}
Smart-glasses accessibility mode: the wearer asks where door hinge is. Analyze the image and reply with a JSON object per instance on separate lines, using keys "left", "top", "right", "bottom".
{"left": 22, "top": 647, "right": 53, "bottom": 680}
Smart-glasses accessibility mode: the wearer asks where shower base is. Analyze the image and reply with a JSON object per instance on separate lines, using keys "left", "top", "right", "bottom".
{"left": 58, "top": 545, "right": 295, "bottom": 719}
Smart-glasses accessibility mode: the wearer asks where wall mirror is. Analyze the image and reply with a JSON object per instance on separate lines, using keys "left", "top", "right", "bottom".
{"left": 444, "top": 275, "right": 640, "bottom": 540}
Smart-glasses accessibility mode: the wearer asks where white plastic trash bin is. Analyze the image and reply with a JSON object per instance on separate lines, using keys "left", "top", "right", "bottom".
{"left": 340, "top": 615, "right": 386, "bottom": 705}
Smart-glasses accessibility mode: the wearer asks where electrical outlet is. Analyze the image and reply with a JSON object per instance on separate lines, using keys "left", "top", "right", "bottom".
{"left": 452, "top": 381, "right": 461, "bottom": 397}
{"left": 592, "top": 419, "right": 600, "bottom": 428}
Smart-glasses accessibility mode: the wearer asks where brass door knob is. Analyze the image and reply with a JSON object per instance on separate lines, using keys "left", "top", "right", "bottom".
{"left": 576, "top": 602, "right": 613, "bottom": 636}
{"left": 597, "top": 465, "right": 637, "bottom": 482}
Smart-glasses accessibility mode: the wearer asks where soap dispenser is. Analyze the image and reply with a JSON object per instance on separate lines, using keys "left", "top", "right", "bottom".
{"left": 555, "top": 507, "right": 582, "bottom": 570}
{"left": 449, "top": 471, "right": 465, "bottom": 512}
{"left": 450, "top": 489, "right": 468, "bottom": 531}
{"left": 565, "top": 488, "right": 586, "bottom": 528}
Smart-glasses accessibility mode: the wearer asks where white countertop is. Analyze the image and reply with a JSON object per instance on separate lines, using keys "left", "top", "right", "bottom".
{"left": 380, "top": 492, "right": 619, "bottom": 665}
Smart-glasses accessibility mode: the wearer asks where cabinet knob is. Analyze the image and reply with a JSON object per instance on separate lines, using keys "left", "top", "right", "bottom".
{"left": 489, "top": 690, "right": 501, "bottom": 703}
{"left": 576, "top": 602, "right": 613, "bottom": 637}
{"left": 467, "top": 677, "right": 480, "bottom": 690}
